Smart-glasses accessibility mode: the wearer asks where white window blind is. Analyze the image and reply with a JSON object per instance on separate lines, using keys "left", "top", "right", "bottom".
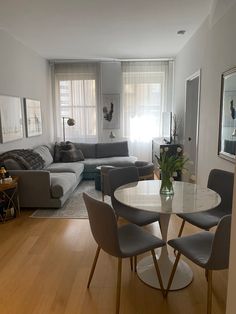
{"left": 54, "top": 63, "right": 99, "bottom": 142}
{"left": 122, "top": 61, "right": 173, "bottom": 161}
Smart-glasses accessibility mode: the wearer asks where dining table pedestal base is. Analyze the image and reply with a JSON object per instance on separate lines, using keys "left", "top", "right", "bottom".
{"left": 137, "top": 251, "right": 193, "bottom": 290}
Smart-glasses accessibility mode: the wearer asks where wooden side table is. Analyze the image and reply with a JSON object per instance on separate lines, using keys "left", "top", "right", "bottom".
{"left": 0, "top": 176, "right": 20, "bottom": 223}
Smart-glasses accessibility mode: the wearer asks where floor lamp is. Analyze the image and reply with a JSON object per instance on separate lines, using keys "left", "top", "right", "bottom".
{"left": 62, "top": 117, "right": 76, "bottom": 142}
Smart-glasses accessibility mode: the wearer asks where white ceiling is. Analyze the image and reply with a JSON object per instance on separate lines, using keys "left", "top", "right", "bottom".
{"left": 0, "top": 0, "right": 212, "bottom": 60}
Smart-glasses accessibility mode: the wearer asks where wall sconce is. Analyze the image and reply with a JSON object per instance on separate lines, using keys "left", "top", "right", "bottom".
{"left": 62, "top": 117, "right": 76, "bottom": 142}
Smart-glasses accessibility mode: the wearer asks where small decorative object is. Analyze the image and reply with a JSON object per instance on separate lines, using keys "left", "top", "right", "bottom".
{"left": 4, "top": 177, "right": 12, "bottom": 183}
{"left": 0, "top": 95, "right": 23, "bottom": 143}
{"left": 109, "top": 131, "right": 116, "bottom": 140}
{"left": 156, "top": 147, "right": 189, "bottom": 195}
{"left": 171, "top": 114, "right": 178, "bottom": 144}
{"left": 24, "top": 98, "right": 42, "bottom": 137}
{"left": 103, "top": 94, "right": 120, "bottom": 129}
{"left": 171, "top": 113, "right": 182, "bottom": 144}
{"left": 62, "top": 117, "right": 76, "bottom": 142}
{"left": 0, "top": 167, "right": 6, "bottom": 181}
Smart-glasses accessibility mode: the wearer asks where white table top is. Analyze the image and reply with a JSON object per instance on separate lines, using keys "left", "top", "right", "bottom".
{"left": 114, "top": 180, "right": 221, "bottom": 215}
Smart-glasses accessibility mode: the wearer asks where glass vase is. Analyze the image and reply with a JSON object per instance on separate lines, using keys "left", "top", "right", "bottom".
{"left": 160, "top": 172, "right": 174, "bottom": 195}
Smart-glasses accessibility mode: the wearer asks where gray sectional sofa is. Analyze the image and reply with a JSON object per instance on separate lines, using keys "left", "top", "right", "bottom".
{"left": 1, "top": 141, "right": 137, "bottom": 208}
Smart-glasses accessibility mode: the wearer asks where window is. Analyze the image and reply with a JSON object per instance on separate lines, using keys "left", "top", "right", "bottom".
{"left": 123, "top": 74, "right": 164, "bottom": 141}
{"left": 54, "top": 63, "right": 98, "bottom": 141}
{"left": 122, "top": 61, "right": 173, "bottom": 160}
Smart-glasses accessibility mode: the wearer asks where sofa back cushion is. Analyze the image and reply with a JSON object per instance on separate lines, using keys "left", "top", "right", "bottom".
{"left": 96, "top": 141, "right": 129, "bottom": 158}
{"left": 34, "top": 145, "right": 53, "bottom": 168}
{"left": 73, "top": 143, "right": 96, "bottom": 158}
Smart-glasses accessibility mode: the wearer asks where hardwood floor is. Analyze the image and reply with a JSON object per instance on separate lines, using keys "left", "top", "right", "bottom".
{"left": 0, "top": 211, "right": 227, "bottom": 314}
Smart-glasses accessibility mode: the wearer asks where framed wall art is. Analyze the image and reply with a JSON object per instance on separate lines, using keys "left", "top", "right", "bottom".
{"left": 24, "top": 98, "right": 42, "bottom": 137}
{"left": 0, "top": 95, "right": 23, "bottom": 143}
{"left": 102, "top": 94, "right": 120, "bottom": 129}
{"left": 218, "top": 67, "right": 236, "bottom": 162}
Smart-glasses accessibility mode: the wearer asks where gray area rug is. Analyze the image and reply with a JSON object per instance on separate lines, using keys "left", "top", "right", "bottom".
{"left": 30, "top": 180, "right": 109, "bottom": 219}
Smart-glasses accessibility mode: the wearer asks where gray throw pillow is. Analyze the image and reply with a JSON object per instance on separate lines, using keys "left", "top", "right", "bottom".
{"left": 60, "top": 149, "right": 84, "bottom": 162}
{"left": 54, "top": 142, "right": 75, "bottom": 162}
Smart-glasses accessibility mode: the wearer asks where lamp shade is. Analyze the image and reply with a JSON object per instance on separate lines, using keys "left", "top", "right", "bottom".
{"left": 67, "top": 118, "right": 75, "bottom": 126}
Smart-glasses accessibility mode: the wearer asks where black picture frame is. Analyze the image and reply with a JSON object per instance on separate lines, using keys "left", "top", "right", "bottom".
{"left": 218, "top": 67, "right": 236, "bottom": 163}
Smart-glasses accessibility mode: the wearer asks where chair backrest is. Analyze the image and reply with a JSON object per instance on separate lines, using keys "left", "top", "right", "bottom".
{"left": 83, "top": 193, "right": 122, "bottom": 257}
{"left": 101, "top": 166, "right": 116, "bottom": 196}
{"left": 207, "top": 214, "right": 231, "bottom": 270}
{"left": 135, "top": 161, "right": 154, "bottom": 180}
{"left": 207, "top": 169, "right": 234, "bottom": 214}
{"left": 108, "top": 166, "right": 139, "bottom": 209}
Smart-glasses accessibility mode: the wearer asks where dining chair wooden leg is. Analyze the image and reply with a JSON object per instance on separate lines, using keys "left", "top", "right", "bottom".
{"left": 207, "top": 270, "right": 213, "bottom": 314}
{"left": 174, "top": 221, "right": 186, "bottom": 255}
{"left": 116, "top": 258, "right": 122, "bottom": 314}
{"left": 130, "top": 257, "right": 133, "bottom": 271}
{"left": 151, "top": 249, "right": 165, "bottom": 296}
{"left": 178, "top": 220, "right": 186, "bottom": 238}
{"left": 205, "top": 269, "right": 209, "bottom": 282}
{"left": 165, "top": 252, "right": 181, "bottom": 297}
{"left": 87, "top": 246, "right": 101, "bottom": 288}
{"left": 134, "top": 256, "right": 137, "bottom": 272}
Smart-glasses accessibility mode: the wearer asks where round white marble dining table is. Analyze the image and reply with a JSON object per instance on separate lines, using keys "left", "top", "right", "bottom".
{"left": 114, "top": 180, "right": 221, "bottom": 290}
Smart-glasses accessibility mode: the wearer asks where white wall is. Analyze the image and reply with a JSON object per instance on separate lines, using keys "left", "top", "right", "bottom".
{"left": 98, "top": 62, "right": 123, "bottom": 142}
{"left": 174, "top": 3, "right": 236, "bottom": 312}
{"left": 0, "top": 29, "right": 52, "bottom": 152}
{"left": 174, "top": 2, "right": 236, "bottom": 186}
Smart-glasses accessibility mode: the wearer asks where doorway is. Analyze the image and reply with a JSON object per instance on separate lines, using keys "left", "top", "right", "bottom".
{"left": 184, "top": 70, "right": 201, "bottom": 180}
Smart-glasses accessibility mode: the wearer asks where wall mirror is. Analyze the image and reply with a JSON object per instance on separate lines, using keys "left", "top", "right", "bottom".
{"left": 218, "top": 67, "right": 236, "bottom": 162}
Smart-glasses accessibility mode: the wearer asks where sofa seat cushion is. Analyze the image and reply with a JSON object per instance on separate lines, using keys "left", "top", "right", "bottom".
{"left": 46, "top": 162, "right": 84, "bottom": 180}
{"left": 81, "top": 156, "right": 137, "bottom": 173}
{"left": 50, "top": 173, "right": 77, "bottom": 198}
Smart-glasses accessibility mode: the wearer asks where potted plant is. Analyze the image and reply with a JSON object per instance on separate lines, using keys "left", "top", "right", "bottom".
{"left": 155, "top": 147, "right": 189, "bottom": 195}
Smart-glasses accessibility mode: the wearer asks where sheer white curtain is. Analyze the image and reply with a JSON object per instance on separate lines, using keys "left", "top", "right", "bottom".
{"left": 53, "top": 62, "right": 99, "bottom": 142}
{"left": 122, "top": 61, "right": 173, "bottom": 161}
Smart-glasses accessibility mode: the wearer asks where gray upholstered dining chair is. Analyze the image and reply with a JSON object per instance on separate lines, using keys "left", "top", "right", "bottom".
{"left": 100, "top": 165, "right": 115, "bottom": 200}
{"left": 134, "top": 161, "right": 154, "bottom": 180}
{"left": 165, "top": 215, "right": 231, "bottom": 314}
{"left": 108, "top": 166, "right": 160, "bottom": 226}
{"left": 83, "top": 193, "right": 165, "bottom": 314}
{"left": 101, "top": 162, "right": 154, "bottom": 201}
{"left": 176, "top": 169, "right": 234, "bottom": 238}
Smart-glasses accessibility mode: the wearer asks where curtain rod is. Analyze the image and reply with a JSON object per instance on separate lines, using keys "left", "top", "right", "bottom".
{"left": 118, "top": 58, "right": 174, "bottom": 61}
{"left": 50, "top": 57, "right": 175, "bottom": 64}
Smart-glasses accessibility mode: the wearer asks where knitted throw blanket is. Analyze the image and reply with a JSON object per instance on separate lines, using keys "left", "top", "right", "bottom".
{"left": 0, "top": 149, "right": 45, "bottom": 170}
